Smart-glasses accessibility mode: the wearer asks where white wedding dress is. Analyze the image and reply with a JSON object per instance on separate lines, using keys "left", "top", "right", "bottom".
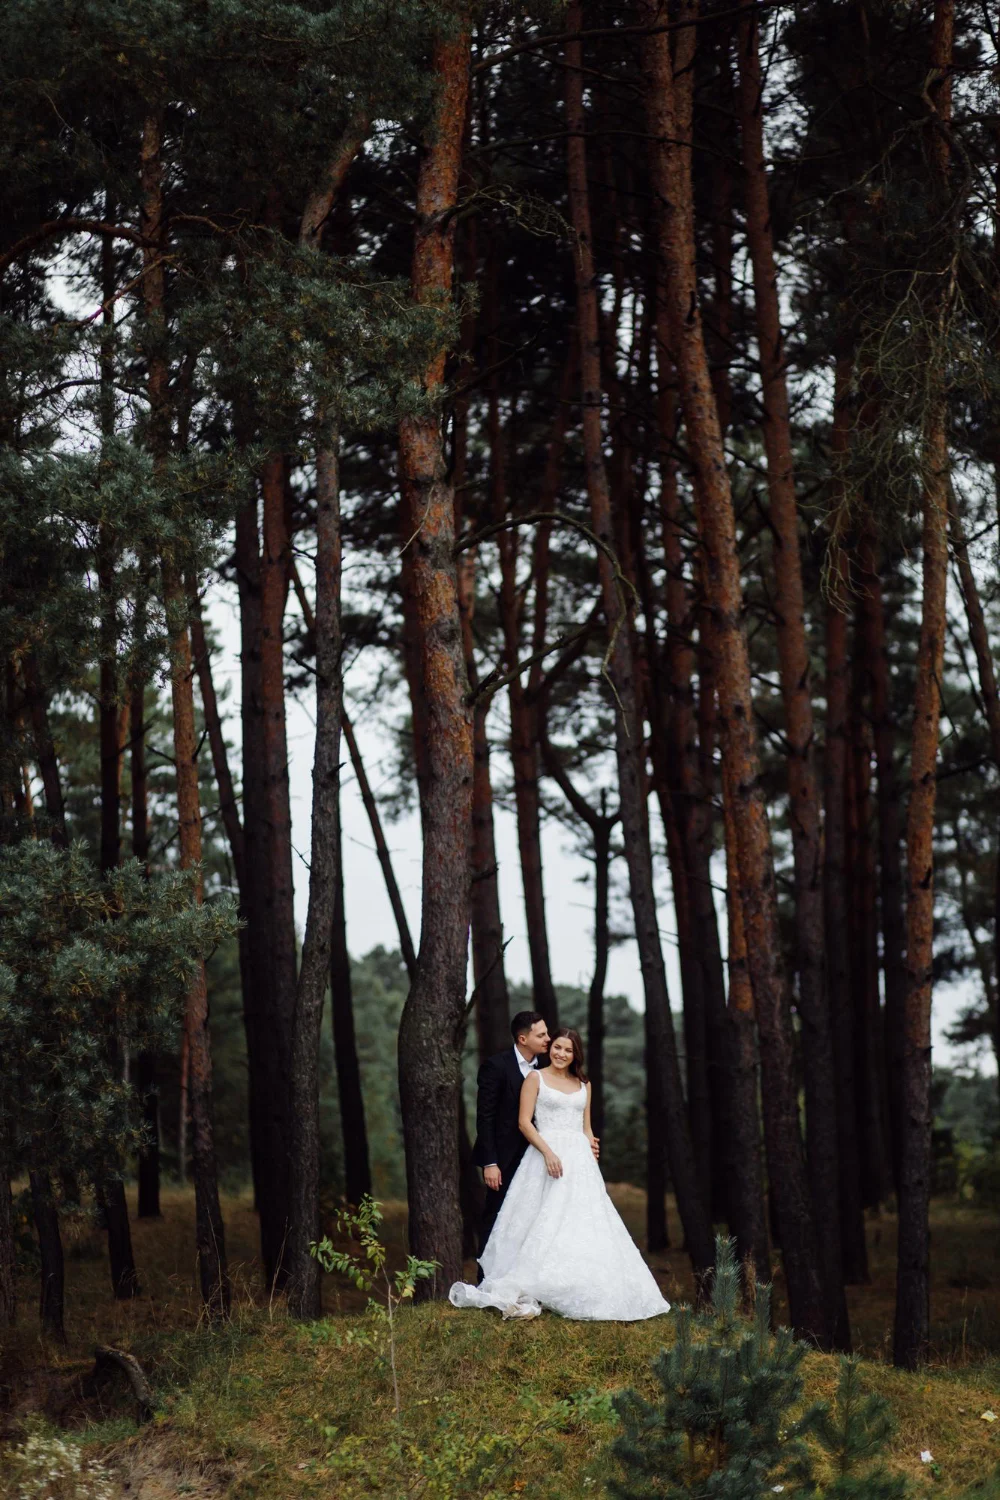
{"left": 449, "top": 1072, "right": 671, "bottom": 1321}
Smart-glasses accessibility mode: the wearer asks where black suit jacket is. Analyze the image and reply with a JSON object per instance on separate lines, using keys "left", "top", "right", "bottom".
{"left": 473, "top": 1050, "right": 545, "bottom": 1175}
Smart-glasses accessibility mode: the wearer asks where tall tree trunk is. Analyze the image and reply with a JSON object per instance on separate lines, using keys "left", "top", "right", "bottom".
{"left": 396, "top": 11, "right": 474, "bottom": 1295}
{"left": 289, "top": 571, "right": 379, "bottom": 1208}
{"left": 640, "top": 0, "right": 829, "bottom": 1343}
{"left": 286, "top": 436, "right": 344, "bottom": 1319}
{"left": 330, "top": 787, "right": 372, "bottom": 1206}
{"left": 721, "top": 755, "right": 771, "bottom": 1284}
{"left": 848, "top": 649, "right": 891, "bottom": 1211}
{"left": 824, "top": 361, "right": 868, "bottom": 1283}
{"left": 460, "top": 315, "right": 511, "bottom": 1053}
{"left": 342, "top": 714, "right": 418, "bottom": 978}
{"left": 736, "top": 0, "right": 846, "bottom": 1347}
{"left": 539, "top": 733, "right": 618, "bottom": 1145}
{"left": 95, "top": 238, "right": 140, "bottom": 1294}
{"left": 856, "top": 530, "right": 907, "bottom": 1188}
{"left": 30, "top": 1171, "right": 65, "bottom": 1342}
{"left": 949, "top": 490, "right": 1000, "bottom": 1106}
{"left": 566, "top": 2, "right": 714, "bottom": 1281}
{"left": 190, "top": 592, "right": 246, "bottom": 889}
{"left": 588, "top": 808, "right": 612, "bottom": 1142}
{"left": 259, "top": 452, "right": 298, "bottom": 1286}
{"left": 893, "top": 0, "right": 953, "bottom": 1370}
{"left": 163, "top": 566, "right": 231, "bottom": 1319}
{"left": 141, "top": 104, "right": 229, "bottom": 1319}
{"left": 824, "top": 532, "right": 868, "bottom": 1281}
{"left": 235, "top": 498, "right": 290, "bottom": 1282}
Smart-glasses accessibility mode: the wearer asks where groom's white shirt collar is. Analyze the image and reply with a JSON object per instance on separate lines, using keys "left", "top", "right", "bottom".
{"left": 513, "top": 1044, "right": 538, "bottom": 1078}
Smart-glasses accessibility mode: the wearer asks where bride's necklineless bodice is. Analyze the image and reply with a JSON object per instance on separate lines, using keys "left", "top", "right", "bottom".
{"left": 534, "top": 1069, "right": 586, "bottom": 1135}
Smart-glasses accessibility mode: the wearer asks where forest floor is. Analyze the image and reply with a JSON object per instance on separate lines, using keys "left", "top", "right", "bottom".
{"left": 2, "top": 1186, "right": 1000, "bottom": 1497}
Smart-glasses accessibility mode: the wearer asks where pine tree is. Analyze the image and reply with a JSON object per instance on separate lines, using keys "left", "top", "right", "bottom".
{"left": 609, "top": 1236, "right": 820, "bottom": 1499}
{"left": 812, "top": 1358, "right": 907, "bottom": 1500}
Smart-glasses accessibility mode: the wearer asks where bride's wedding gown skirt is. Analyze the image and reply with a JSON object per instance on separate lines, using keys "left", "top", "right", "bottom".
{"left": 449, "top": 1073, "right": 671, "bottom": 1321}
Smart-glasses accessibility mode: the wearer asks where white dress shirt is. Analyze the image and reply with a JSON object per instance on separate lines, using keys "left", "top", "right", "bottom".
{"left": 514, "top": 1044, "right": 538, "bottom": 1078}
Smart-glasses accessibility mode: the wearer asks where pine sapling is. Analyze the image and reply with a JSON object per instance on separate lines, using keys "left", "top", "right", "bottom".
{"left": 609, "top": 1235, "right": 822, "bottom": 1499}
{"left": 812, "top": 1357, "right": 907, "bottom": 1498}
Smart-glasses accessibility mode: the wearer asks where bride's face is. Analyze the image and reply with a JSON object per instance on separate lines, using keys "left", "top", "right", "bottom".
{"left": 549, "top": 1036, "right": 574, "bottom": 1071}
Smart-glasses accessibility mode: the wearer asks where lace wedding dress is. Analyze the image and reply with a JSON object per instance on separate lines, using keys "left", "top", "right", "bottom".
{"left": 449, "top": 1072, "right": 671, "bottom": 1321}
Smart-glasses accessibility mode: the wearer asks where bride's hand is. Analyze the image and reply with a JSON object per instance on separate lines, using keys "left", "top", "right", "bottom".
{"left": 543, "top": 1152, "right": 563, "bottom": 1179}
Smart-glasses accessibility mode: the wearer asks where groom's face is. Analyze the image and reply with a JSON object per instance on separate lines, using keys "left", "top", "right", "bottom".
{"left": 520, "top": 1020, "right": 550, "bottom": 1057}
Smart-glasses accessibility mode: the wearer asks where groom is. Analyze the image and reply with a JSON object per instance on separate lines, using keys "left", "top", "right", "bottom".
{"left": 473, "top": 1010, "right": 550, "bottom": 1268}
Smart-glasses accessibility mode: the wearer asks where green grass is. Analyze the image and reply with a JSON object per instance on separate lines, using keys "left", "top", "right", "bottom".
{"left": 2, "top": 1188, "right": 1000, "bottom": 1497}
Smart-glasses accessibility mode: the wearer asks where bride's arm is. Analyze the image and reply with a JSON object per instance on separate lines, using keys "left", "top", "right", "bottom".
{"left": 584, "top": 1082, "right": 600, "bottom": 1160}
{"left": 518, "top": 1074, "right": 563, "bottom": 1178}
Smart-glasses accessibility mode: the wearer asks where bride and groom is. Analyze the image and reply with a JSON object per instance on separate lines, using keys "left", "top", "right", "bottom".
{"left": 449, "top": 1011, "right": 671, "bottom": 1321}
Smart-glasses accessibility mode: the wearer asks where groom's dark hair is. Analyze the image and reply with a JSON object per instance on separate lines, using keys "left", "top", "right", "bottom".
{"left": 511, "top": 1010, "right": 545, "bottom": 1042}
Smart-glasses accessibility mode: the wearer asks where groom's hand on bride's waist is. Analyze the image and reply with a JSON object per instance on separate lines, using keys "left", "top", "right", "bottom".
{"left": 483, "top": 1164, "right": 502, "bottom": 1191}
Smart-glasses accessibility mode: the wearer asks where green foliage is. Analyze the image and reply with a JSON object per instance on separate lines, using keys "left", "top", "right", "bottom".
{"left": 608, "top": 1235, "right": 822, "bottom": 1500}
{"left": 812, "top": 1358, "right": 907, "bottom": 1500}
{"left": 310, "top": 1194, "right": 437, "bottom": 1419}
{"left": 0, "top": 839, "right": 237, "bottom": 1181}
{"left": 608, "top": 1244, "right": 911, "bottom": 1499}
{"left": 307, "top": 1386, "right": 613, "bottom": 1500}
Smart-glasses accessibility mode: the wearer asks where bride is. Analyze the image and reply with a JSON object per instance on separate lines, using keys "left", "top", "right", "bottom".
{"left": 449, "top": 1028, "right": 671, "bottom": 1321}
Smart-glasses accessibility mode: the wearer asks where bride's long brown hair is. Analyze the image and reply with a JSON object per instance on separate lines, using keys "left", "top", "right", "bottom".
{"left": 548, "top": 1028, "right": 588, "bottom": 1081}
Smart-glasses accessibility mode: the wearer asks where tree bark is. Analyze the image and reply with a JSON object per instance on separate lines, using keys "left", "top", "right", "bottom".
{"left": 190, "top": 592, "right": 245, "bottom": 890}
{"left": 825, "top": 564, "right": 868, "bottom": 1282}
{"left": 330, "top": 787, "right": 372, "bottom": 1206}
{"left": 342, "top": 713, "right": 418, "bottom": 978}
{"left": 949, "top": 489, "right": 1000, "bottom": 1111}
{"left": 286, "top": 436, "right": 344, "bottom": 1319}
{"left": 893, "top": 0, "right": 953, "bottom": 1370}
{"left": 539, "top": 733, "right": 618, "bottom": 1143}
{"left": 566, "top": 1, "right": 714, "bottom": 1281}
{"left": 589, "top": 810, "right": 612, "bottom": 1143}
{"left": 824, "top": 364, "right": 868, "bottom": 1284}
{"left": 640, "top": 0, "right": 829, "bottom": 1343}
{"left": 163, "top": 566, "right": 231, "bottom": 1319}
{"left": 721, "top": 753, "right": 771, "bottom": 1284}
{"left": 848, "top": 639, "right": 892, "bottom": 1211}
{"left": 259, "top": 450, "right": 298, "bottom": 1286}
{"left": 462, "top": 307, "right": 512, "bottom": 1054}
{"left": 396, "top": 10, "right": 474, "bottom": 1296}
{"left": 30, "top": 1171, "right": 65, "bottom": 1342}
{"left": 288, "top": 569, "right": 377, "bottom": 1210}
{"left": 736, "top": 0, "right": 846, "bottom": 1346}
{"left": 235, "top": 498, "right": 290, "bottom": 1283}
{"left": 855, "top": 530, "right": 907, "bottom": 1188}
